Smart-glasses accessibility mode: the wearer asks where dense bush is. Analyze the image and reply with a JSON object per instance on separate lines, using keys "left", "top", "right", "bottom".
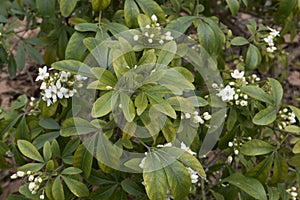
{"left": 1, "top": 0, "right": 300, "bottom": 199}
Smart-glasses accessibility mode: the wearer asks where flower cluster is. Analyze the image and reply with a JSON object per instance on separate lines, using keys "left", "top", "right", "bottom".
{"left": 215, "top": 69, "right": 249, "bottom": 107}
{"left": 286, "top": 186, "right": 298, "bottom": 200}
{"left": 181, "top": 111, "right": 211, "bottom": 125}
{"left": 11, "top": 171, "right": 45, "bottom": 199}
{"left": 133, "top": 14, "right": 174, "bottom": 45}
{"left": 278, "top": 108, "right": 296, "bottom": 130}
{"left": 35, "top": 66, "right": 87, "bottom": 106}
{"left": 227, "top": 137, "right": 252, "bottom": 158}
{"left": 263, "top": 27, "right": 280, "bottom": 53}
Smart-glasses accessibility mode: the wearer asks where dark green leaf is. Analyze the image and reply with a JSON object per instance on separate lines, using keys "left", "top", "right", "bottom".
{"left": 8, "top": 54, "right": 16, "bottom": 77}
{"left": 65, "top": 32, "right": 89, "bottom": 60}
{"left": 16, "top": 43, "right": 25, "bottom": 70}
{"left": 24, "top": 44, "right": 44, "bottom": 64}
{"left": 73, "top": 144, "right": 93, "bottom": 178}
{"left": 61, "top": 167, "right": 82, "bottom": 175}
{"left": 39, "top": 118, "right": 60, "bottom": 130}
{"left": 268, "top": 78, "right": 283, "bottom": 107}
{"left": 245, "top": 44, "right": 261, "bottom": 70}
{"left": 121, "top": 179, "right": 145, "bottom": 196}
{"left": 75, "top": 23, "right": 98, "bottom": 32}
{"left": 231, "top": 36, "right": 249, "bottom": 46}
{"left": 226, "top": 0, "right": 240, "bottom": 15}
{"left": 32, "top": 131, "right": 60, "bottom": 149}
{"left": 246, "top": 154, "right": 274, "bottom": 182}
{"left": 240, "top": 139, "right": 274, "bottom": 156}
{"left": 224, "top": 173, "right": 267, "bottom": 200}
{"left": 43, "top": 141, "right": 52, "bottom": 162}
{"left": 51, "top": 60, "right": 94, "bottom": 78}
{"left": 135, "top": 0, "right": 165, "bottom": 22}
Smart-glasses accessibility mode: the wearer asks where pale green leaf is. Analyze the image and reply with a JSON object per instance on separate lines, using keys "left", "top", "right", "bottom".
{"left": 17, "top": 140, "right": 44, "bottom": 162}
{"left": 62, "top": 176, "right": 89, "bottom": 197}
{"left": 92, "top": 91, "right": 114, "bottom": 118}
{"left": 253, "top": 107, "right": 276, "bottom": 125}
{"left": 60, "top": 0, "right": 78, "bottom": 17}
{"left": 52, "top": 177, "right": 64, "bottom": 200}
{"left": 240, "top": 139, "right": 274, "bottom": 156}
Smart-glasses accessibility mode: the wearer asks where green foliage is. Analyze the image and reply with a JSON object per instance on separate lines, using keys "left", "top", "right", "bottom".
{"left": 1, "top": 0, "right": 300, "bottom": 200}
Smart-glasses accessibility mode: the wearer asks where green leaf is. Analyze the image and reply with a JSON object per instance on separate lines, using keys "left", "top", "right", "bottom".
{"left": 16, "top": 43, "right": 25, "bottom": 70}
{"left": 90, "top": 185, "right": 118, "bottom": 200}
{"left": 270, "top": 154, "right": 288, "bottom": 184}
{"left": 224, "top": 173, "right": 267, "bottom": 200}
{"left": 275, "top": 0, "right": 296, "bottom": 23}
{"left": 166, "top": 16, "right": 197, "bottom": 35}
{"left": 231, "top": 36, "right": 249, "bottom": 46}
{"left": 51, "top": 60, "right": 94, "bottom": 78}
{"left": 293, "top": 140, "right": 300, "bottom": 154}
{"left": 8, "top": 54, "right": 16, "bottom": 77}
{"left": 89, "top": 67, "right": 117, "bottom": 89}
{"left": 121, "top": 179, "right": 145, "bottom": 196}
{"left": 284, "top": 125, "right": 300, "bottom": 133}
{"left": 36, "top": 0, "right": 55, "bottom": 17}
{"left": 143, "top": 152, "right": 168, "bottom": 200}
{"left": 39, "top": 118, "right": 60, "bottom": 130}
{"left": 65, "top": 32, "right": 89, "bottom": 60}
{"left": 240, "top": 139, "right": 274, "bottom": 156}
{"left": 135, "top": 0, "right": 165, "bottom": 22}
{"left": 15, "top": 115, "right": 30, "bottom": 141}
{"left": 162, "top": 118, "right": 176, "bottom": 142}
{"left": 32, "top": 131, "right": 60, "bottom": 149}
{"left": 253, "top": 107, "right": 276, "bottom": 125}
{"left": 226, "top": 0, "right": 240, "bottom": 15}
{"left": 124, "top": 0, "right": 139, "bottom": 28}
{"left": 62, "top": 176, "right": 89, "bottom": 197}
{"left": 268, "top": 78, "right": 283, "bottom": 107}
{"left": 241, "top": 85, "right": 273, "bottom": 104}
{"left": 245, "top": 44, "right": 261, "bottom": 70}
{"left": 18, "top": 163, "right": 44, "bottom": 172}
{"left": 120, "top": 92, "right": 136, "bottom": 122}
{"left": 289, "top": 105, "right": 300, "bottom": 121}
{"left": 102, "top": 22, "right": 129, "bottom": 35}
{"left": 61, "top": 167, "right": 82, "bottom": 175}
{"left": 61, "top": 117, "right": 97, "bottom": 137}
{"left": 75, "top": 23, "right": 98, "bottom": 32}
{"left": 187, "top": 96, "right": 208, "bottom": 107}
{"left": 92, "top": 91, "right": 114, "bottom": 118}
{"left": 43, "top": 141, "right": 52, "bottom": 162}
{"left": 24, "top": 44, "right": 44, "bottom": 64}
{"left": 135, "top": 92, "right": 148, "bottom": 116}
{"left": 52, "top": 176, "right": 64, "bottom": 200}
{"left": 146, "top": 93, "right": 177, "bottom": 119}
{"left": 157, "top": 41, "right": 177, "bottom": 66}
{"left": 73, "top": 144, "right": 93, "bottom": 178}
{"left": 164, "top": 161, "right": 191, "bottom": 200}
{"left": 60, "top": 0, "right": 78, "bottom": 17}
{"left": 289, "top": 154, "right": 300, "bottom": 167}
{"left": 17, "top": 140, "right": 44, "bottom": 162}
{"left": 167, "top": 96, "right": 195, "bottom": 113}
{"left": 137, "top": 14, "right": 151, "bottom": 28}
{"left": 246, "top": 154, "right": 274, "bottom": 182}
{"left": 40, "top": 101, "right": 58, "bottom": 118}
{"left": 11, "top": 94, "right": 28, "bottom": 110}
{"left": 62, "top": 138, "right": 81, "bottom": 157}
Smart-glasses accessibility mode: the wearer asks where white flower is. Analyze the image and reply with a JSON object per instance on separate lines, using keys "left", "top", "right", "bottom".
{"left": 75, "top": 74, "right": 87, "bottom": 81}
{"left": 139, "top": 153, "right": 147, "bottom": 169}
{"left": 64, "top": 89, "right": 75, "bottom": 98}
{"left": 133, "top": 35, "right": 139, "bottom": 41}
{"left": 145, "top": 24, "right": 150, "bottom": 28}
{"left": 264, "top": 35, "right": 274, "bottom": 46}
{"left": 28, "top": 175, "right": 34, "bottom": 181}
{"left": 227, "top": 155, "right": 233, "bottom": 164}
{"left": 193, "top": 115, "right": 204, "bottom": 124}
{"left": 187, "top": 167, "right": 199, "bottom": 184}
{"left": 231, "top": 69, "right": 244, "bottom": 79}
{"left": 151, "top": 14, "right": 158, "bottom": 22}
{"left": 291, "top": 192, "right": 298, "bottom": 197}
{"left": 27, "top": 171, "right": 32, "bottom": 175}
{"left": 240, "top": 100, "right": 248, "bottom": 106}
{"left": 106, "top": 86, "right": 113, "bottom": 90}
{"left": 148, "top": 38, "right": 153, "bottom": 43}
{"left": 267, "top": 27, "right": 280, "bottom": 37}
{"left": 203, "top": 112, "right": 211, "bottom": 120}
{"left": 10, "top": 174, "right": 18, "bottom": 179}
{"left": 17, "top": 171, "right": 25, "bottom": 177}
{"left": 267, "top": 46, "right": 277, "bottom": 53}
{"left": 39, "top": 194, "right": 45, "bottom": 200}
{"left": 185, "top": 113, "right": 191, "bottom": 119}
{"left": 28, "top": 182, "right": 36, "bottom": 191}
{"left": 40, "top": 82, "right": 47, "bottom": 90}
{"left": 35, "top": 66, "right": 49, "bottom": 81}
{"left": 181, "top": 142, "right": 196, "bottom": 156}
{"left": 42, "top": 96, "right": 52, "bottom": 107}
{"left": 234, "top": 149, "right": 239, "bottom": 155}
{"left": 159, "top": 40, "right": 164, "bottom": 44}
{"left": 218, "top": 85, "right": 235, "bottom": 101}
{"left": 228, "top": 141, "right": 233, "bottom": 147}
{"left": 211, "top": 83, "right": 218, "bottom": 88}
{"left": 60, "top": 71, "right": 69, "bottom": 82}
{"left": 157, "top": 142, "right": 172, "bottom": 148}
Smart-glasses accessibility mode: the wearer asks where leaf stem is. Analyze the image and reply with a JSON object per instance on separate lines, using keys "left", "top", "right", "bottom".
{"left": 98, "top": 10, "right": 102, "bottom": 27}
{"left": 201, "top": 178, "right": 206, "bottom": 200}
